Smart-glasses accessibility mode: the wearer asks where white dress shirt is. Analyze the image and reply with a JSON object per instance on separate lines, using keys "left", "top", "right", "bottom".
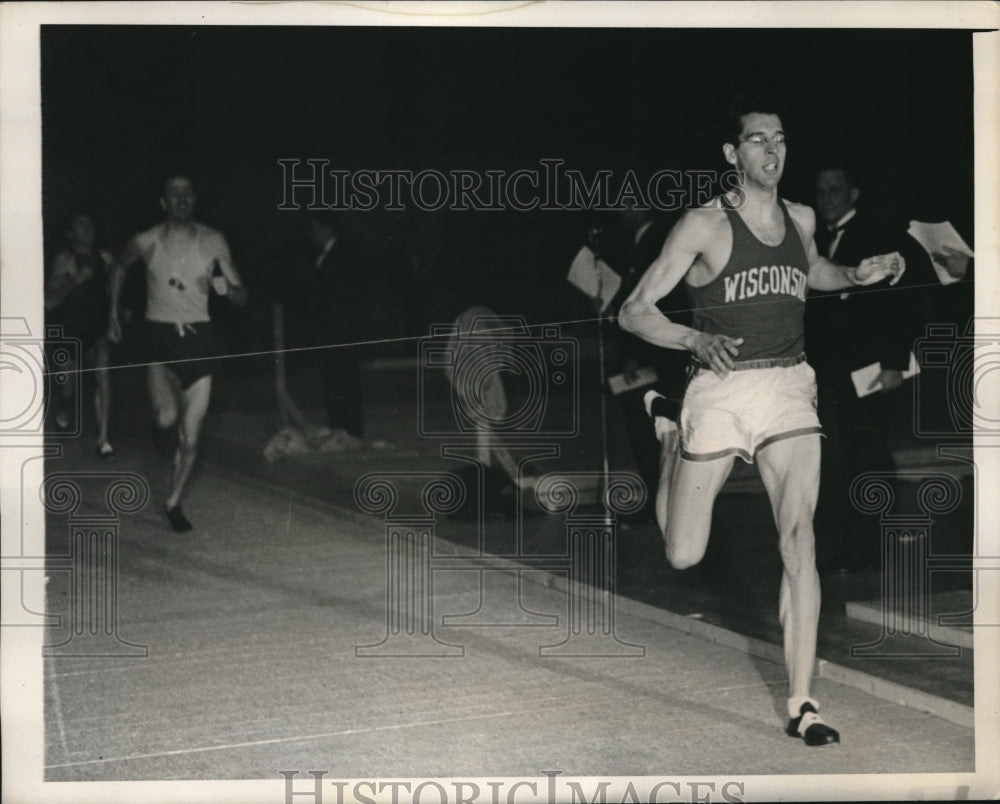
{"left": 826, "top": 208, "right": 857, "bottom": 261}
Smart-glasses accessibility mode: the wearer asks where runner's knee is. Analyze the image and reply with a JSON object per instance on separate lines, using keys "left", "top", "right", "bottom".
{"left": 666, "top": 548, "right": 704, "bottom": 571}
{"left": 178, "top": 406, "right": 209, "bottom": 450}
{"left": 154, "top": 406, "right": 177, "bottom": 429}
{"left": 778, "top": 520, "right": 817, "bottom": 575}
{"left": 177, "top": 423, "right": 201, "bottom": 452}
{"left": 664, "top": 525, "right": 708, "bottom": 570}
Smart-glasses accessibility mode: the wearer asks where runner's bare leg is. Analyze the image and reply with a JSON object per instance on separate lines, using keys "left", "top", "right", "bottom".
{"left": 148, "top": 362, "right": 179, "bottom": 431}
{"left": 92, "top": 339, "right": 112, "bottom": 447}
{"left": 658, "top": 433, "right": 736, "bottom": 569}
{"left": 756, "top": 433, "right": 822, "bottom": 700}
{"left": 165, "top": 375, "right": 212, "bottom": 509}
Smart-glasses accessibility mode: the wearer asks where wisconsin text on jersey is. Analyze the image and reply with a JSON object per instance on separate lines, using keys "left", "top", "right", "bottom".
{"left": 722, "top": 264, "right": 808, "bottom": 303}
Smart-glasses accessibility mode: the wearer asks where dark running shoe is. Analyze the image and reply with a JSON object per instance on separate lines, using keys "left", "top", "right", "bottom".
{"left": 643, "top": 389, "right": 681, "bottom": 423}
{"left": 643, "top": 390, "right": 681, "bottom": 441}
{"left": 786, "top": 700, "right": 840, "bottom": 746}
{"left": 164, "top": 505, "right": 193, "bottom": 533}
{"left": 151, "top": 421, "right": 174, "bottom": 454}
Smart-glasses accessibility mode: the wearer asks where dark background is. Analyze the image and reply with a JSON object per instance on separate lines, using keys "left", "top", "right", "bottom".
{"left": 41, "top": 26, "right": 976, "bottom": 346}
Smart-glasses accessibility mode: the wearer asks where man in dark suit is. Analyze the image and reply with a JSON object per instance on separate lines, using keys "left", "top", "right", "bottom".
{"left": 301, "top": 212, "right": 369, "bottom": 440}
{"left": 806, "top": 164, "right": 932, "bottom": 572}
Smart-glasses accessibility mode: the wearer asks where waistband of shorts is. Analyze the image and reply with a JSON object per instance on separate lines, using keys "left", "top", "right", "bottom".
{"left": 691, "top": 352, "right": 806, "bottom": 374}
{"left": 145, "top": 319, "right": 212, "bottom": 333}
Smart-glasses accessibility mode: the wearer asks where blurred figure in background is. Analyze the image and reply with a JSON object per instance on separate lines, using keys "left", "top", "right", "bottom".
{"left": 45, "top": 211, "right": 116, "bottom": 457}
{"left": 299, "top": 212, "right": 371, "bottom": 442}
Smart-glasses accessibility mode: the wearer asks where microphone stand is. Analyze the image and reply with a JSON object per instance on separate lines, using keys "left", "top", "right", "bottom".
{"left": 588, "top": 226, "right": 612, "bottom": 528}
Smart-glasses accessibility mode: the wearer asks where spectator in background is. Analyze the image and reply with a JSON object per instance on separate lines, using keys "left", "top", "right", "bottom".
{"left": 45, "top": 212, "right": 116, "bottom": 457}
{"left": 299, "top": 212, "right": 370, "bottom": 442}
{"left": 806, "top": 162, "right": 935, "bottom": 573}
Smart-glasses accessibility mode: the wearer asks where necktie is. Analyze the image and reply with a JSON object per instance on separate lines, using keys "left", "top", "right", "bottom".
{"left": 827, "top": 223, "right": 846, "bottom": 260}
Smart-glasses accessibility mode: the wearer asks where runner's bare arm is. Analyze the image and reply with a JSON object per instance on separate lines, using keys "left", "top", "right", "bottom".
{"left": 45, "top": 251, "right": 77, "bottom": 312}
{"left": 793, "top": 204, "right": 906, "bottom": 290}
{"left": 619, "top": 211, "right": 707, "bottom": 348}
{"left": 213, "top": 236, "right": 248, "bottom": 307}
{"left": 106, "top": 235, "right": 144, "bottom": 342}
{"left": 619, "top": 210, "right": 743, "bottom": 377}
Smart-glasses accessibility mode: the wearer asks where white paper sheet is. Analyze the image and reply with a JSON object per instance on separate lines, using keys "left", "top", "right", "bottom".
{"left": 906, "top": 220, "right": 974, "bottom": 285}
{"left": 850, "top": 351, "right": 921, "bottom": 398}
{"left": 607, "top": 366, "right": 659, "bottom": 395}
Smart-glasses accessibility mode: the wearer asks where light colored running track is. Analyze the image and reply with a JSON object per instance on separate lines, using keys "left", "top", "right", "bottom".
{"left": 38, "top": 440, "right": 976, "bottom": 798}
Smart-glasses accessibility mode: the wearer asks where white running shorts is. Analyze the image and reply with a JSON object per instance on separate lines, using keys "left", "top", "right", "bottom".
{"left": 680, "top": 360, "right": 822, "bottom": 463}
